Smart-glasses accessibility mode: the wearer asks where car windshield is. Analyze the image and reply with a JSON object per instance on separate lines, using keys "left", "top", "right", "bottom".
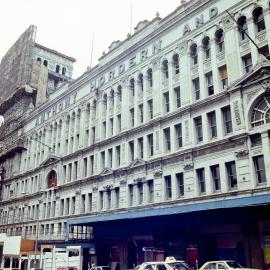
{"left": 102, "top": 267, "right": 111, "bottom": 270}
{"left": 226, "top": 262, "right": 243, "bottom": 268}
{"left": 169, "top": 262, "right": 191, "bottom": 270}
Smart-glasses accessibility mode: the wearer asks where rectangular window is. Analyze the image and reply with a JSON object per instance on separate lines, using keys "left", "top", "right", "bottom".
{"left": 206, "top": 72, "right": 214, "bottom": 95}
{"left": 71, "top": 196, "right": 76, "bottom": 214}
{"left": 83, "top": 157, "right": 87, "bottom": 177}
{"left": 164, "top": 92, "right": 170, "bottom": 113}
{"left": 253, "top": 155, "right": 266, "bottom": 183}
{"left": 108, "top": 148, "right": 113, "bottom": 168}
{"left": 60, "top": 199, "right": 64, "bottom": 216}
{"left": 194, "top": 116, "right": 203, "bottom": 142}
{"left": 130, "top": 108, "right": 135, "bottom": 127}
{"left": 138, "top": 104, "right": 143, "bottom": 124}
{"left": 242, "top": 54, "right": 252, "bottom": 73}
{"left": 164, "top": 175, "right": 172, "bottom": 200}
{"left": 174, "top": 87, "right": 181, "bottom": 108}
{"left": 207, "top": 111, "right": 217, "bottom": 139}
{"left": 107, "top": 190, "right": 112, "bottom": 209}
{"left": 222, "top": 106, "right": 233, "bottom": 134}
{"left": 148, "top": 99, "right": 153, "bottom": 120}
{"left": 164, "top": 128, "right": 171, "bottom": 152}
{"left": 74, "top": 161, "right": 78, "bottom": 180}
{"left": 101, "top": 151, "right": 105, "bottom": 170}
{"left": 148, "top": 180, "right": 154, "bottom": 203}
{"left": 197, "top": 168, "right": 206, "bottom": 194}
{"left": 117, "top": 114, "right": 121, "bottom": 132}
{"left": 175, "top": 123, "right": 182, "bottom": 149}
{"left": 66, "top": 198, "right": 70, "bottom": 215}
{"left": 193, "top": 78, "right": 200, "bottom": 100}
{"left": 68, "top": 163, "right": 72, "bottom": 182}
{"left": 88, "top": 193, "right": 92, "bottom": 212}
{"left": 115, "top": 187, "right": 120, "bottom": 208}
{"left": 129, "top": 141, "right": 134, "bottom": 162}
{"left": 109, "top": 118, "right": 113, "bottom": 136}
{"left": 210, "top": 165, "right": 221, "bottom": 192}
{"left": 147, "top": 133, "right": 154, "bottom": 157}
{"left": 63, "top": 165, "right": 67, "bottom": 182}
{"left": 129, "top": 184, "right": 134, "bottom": 206}
{"left": 138, "top": 137, "right": 144, "bottom": 159}
{"left": 90, "top": 155, "right": 94, "bottom": 175}
{"left": 102, "top": 121, "right": 107, "bottom": 139}
{"left": 81, "top": 194, "right": 86, "bottom": 213}
{"left": 116, "top": 145, "right": 121, "bottom": 167}
{"left": 226, "top": 161, "right": 237, "bottom": 189}
{"left": 138, "top": 182, "right": 143, "bottom": 205}
{"left": 250, "top": 133, "right": 262, "bottom": 147}
{"left": 91, "top": 127, "right": 96, "bottom": 143}
{"left": 99, "top": 191, "right": 103, "bottom": 210}
{"left": 176, "top": 173, "right": 184, "bottom": 197}
{"left": 219, "top": 65, "right": 228, "bottom": 89}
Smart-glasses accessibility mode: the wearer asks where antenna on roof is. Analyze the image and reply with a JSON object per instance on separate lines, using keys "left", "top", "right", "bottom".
{"left": 90, "top": 33, "right": 94, "bottom": 69}
{"left": 130, "top": 0, "right": 133, "bottom": 35}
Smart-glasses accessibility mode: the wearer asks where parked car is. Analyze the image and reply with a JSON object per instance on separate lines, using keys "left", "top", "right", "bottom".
{"left": 135, "top": 260, "right": 191, "bottom": 270}
{"left": 199, "top": 261, "right": 261, "bottom": 270}
{"left": 90, "top": 266, "right": 111, "bottom": 270}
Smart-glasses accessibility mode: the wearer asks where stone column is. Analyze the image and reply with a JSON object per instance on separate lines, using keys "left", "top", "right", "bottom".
{"left": 152, "top": 57, "right": 162, "bottom": 117}
{"left": 223, "top": 17, "right": 242, "bottom": 82}
{"left": 209, "top": 38, "right": 220, "bottom": 94}
{"left": 197, "top": 45, "right": 207, "bottom": 100}
{"left": 168, "top": 58, "right": 175, "bottom": 112}
{"left": 73, "top": 110, "right": 79, "bottom": 151}
{"left": 117, "top": 78, "right": 126, "bottom": 132}
{"left": 246, "top": 17, "right": 259, "bottom": 65}
{"left": 143, "top": 181, "right": 149, "bottom": 204}
{"left": 153, "top": 171, "right": 163, "bottom": 203}
{"left": 219, "top": 162, "right": 228, "bottom": 193}
{"left": 179, "top": 41, "right": 191, "bottom": 106}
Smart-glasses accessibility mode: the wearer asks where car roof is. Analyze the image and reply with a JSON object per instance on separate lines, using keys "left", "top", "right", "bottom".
{"left": 204, "top": 261, "right": 235, "bottom": 263}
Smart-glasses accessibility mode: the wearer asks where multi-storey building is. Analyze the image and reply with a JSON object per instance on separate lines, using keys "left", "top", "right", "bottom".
{"left": 1, "top": 0, "right": 270, "bottom": 269}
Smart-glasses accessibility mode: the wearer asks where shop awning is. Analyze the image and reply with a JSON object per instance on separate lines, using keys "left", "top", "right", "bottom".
{"left": 67, "top": 193, "right": 270, "bottom": 229}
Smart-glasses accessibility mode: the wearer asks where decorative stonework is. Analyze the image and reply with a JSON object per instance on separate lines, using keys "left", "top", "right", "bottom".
{"left": 103, "top": 184, "right": 113, "bottom": 190}
{"left": 247, "top": 90, "right": 258, "bottom": 104}
{"left": 154, "top": 170, "right": 162, "bottom": 178}
{"left": 255, "top": 30, "right": 266, "bottom": 43}
{"left": 261, "top": 80, "right": 270, "bottom": 91}
{"left": 183, "top": 163, "right": 194, "bottom": 171}
{"left": 151, "top": 57, "right": 161, "bottom": 72}
{"left": 235, "top": 149, "right": 249, "bottom": 159}
{"left": 120, "top": 179, "right": 127, "bottom": 185}
{"left": 233, "top": 101, "right": 241, "bottom": 126}
{"left": 179, "top": 41, "right": 188, "bottom": 56}
{"left": 92, "top": 186, "right": 98, "bottom": 192}
{"left": 133, "top": 177, "right": 145, "bottom": 183}
{"left": 222, "top": 17, "right": 234, "bottom": 31}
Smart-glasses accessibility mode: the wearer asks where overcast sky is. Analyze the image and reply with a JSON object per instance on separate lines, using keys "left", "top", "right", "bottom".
{"left": 0, "top": 0, "right": 182, "bottom": 78}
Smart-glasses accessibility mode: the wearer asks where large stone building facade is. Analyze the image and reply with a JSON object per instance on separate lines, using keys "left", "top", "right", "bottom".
{"left": 1, "top": 0, "right": 270, "bottom": 269}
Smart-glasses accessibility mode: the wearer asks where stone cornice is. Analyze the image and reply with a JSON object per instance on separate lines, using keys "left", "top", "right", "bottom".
{"left": 1, "top": 185, "right": 270, "bottom": 228}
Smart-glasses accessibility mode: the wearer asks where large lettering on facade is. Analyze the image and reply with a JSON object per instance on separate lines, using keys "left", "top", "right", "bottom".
{"left": 35, "top": 91, "right": 77, "bottom": 126}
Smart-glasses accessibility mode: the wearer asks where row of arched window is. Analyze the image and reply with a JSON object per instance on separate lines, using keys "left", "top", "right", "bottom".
{"left": 36, "top": 57, "right": 67, "bottom": 75}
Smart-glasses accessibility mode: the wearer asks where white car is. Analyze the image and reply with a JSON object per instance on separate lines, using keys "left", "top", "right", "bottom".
{"left": 135, "top": 260, "right": 191, "bottom": 270}
{"left": 199, "top": 261, "right": 261, "bottom": 270}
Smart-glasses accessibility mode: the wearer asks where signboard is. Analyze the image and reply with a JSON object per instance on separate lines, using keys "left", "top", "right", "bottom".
{"left": 142, "top": 247, "right": 157, "bottom": 252}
